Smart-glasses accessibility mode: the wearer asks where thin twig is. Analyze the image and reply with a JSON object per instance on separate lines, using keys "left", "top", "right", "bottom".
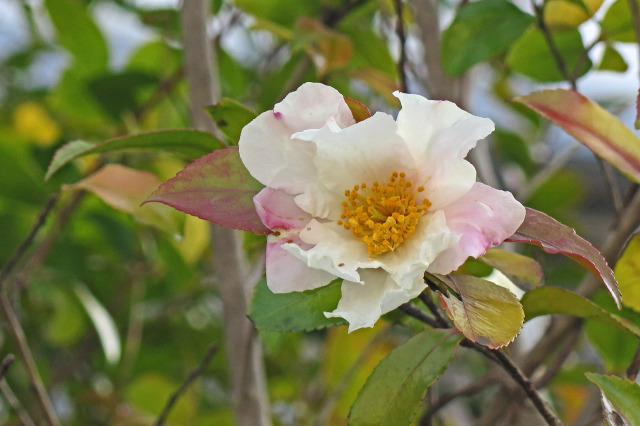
{"left": 419, "top": 376, "right": 500, "bottom": 424}
{"left": 418, "top": 291, "right": 448, "bottom": 328}
{"left": 0, "top": 293, "right": 60, "bottom": 425}
{"left": 154, "top": 343, "right": 219, "bottom": 426}
{"left": 399, "top": 302, "right": 441, "bottom": 328}
{"left": 393, "top": 0, "right": 409, "bottom": 92}
{"left": 597, "top": 157, "right": 624, "bottom": 213}
{"left": 489, "top": 350, "right": 563, "bottom": 426}
{"left": 534, "top": 325, "right": 581, "bottom": 389}
{"left": 532, "top": 1, "right": 576, "bottom": 90}
{"left": 627, "top": 342, "right": 640, "bottom": 380}
{"left": 399, "top": 308, "right": 562, "bottom": 425}
{"left": 626, "top": 0, "right": 640, "bottom": 64}
{"left": 0, "top": 194, "right": 58, "bottom": 290}
{"left": 0, "top": 354, "right": 14, "bottom": 381}
{"left": 0, "top": 380, "right": 36, "bottom": 426}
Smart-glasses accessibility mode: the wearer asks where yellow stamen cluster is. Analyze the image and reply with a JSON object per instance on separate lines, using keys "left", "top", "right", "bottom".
{"left": 337, "top": 171, "right": 431, "bottom": 256}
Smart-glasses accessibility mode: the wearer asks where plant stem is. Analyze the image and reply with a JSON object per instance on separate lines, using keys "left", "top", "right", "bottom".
{"left": 154, "top": 343, "right": 218, "bottom": 426}
{"left": 0, "top": 293, "right": 60, "bottom": 425}
{"left": 393, "top": 0, "right": 409, "bottom": 92}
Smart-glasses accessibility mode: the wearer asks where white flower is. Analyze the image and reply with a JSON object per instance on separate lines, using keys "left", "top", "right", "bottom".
{"left": 239, "top": 83, "right": 525, "bottom": 332}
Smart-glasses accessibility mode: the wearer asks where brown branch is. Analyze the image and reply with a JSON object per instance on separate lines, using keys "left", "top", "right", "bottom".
{"left": 419, "top": 376, "right": 500, "bottom": 424}
{"left": 627, "top": 342, "right": 640, "bottom": 380}
{"left": 626, "top": 0, "right": 640, "bottom": 65}
{"left": 393, "top": 0, "right": 409, "bottom": 92}
{"left": 532, "top": 1, "right": 577, "bottom": 90}
{"left": 399, "top": 302, "right": 441, "bottom": 328}
{"left": 0, "top": 380, "right": 36, "bottom": 426}
{"left": 399, "top": 308, "right": 563, "bottom": 425}
{"left": 0, "top": 293, "right": 60, "bottom": 425}
{"left": 418, "top": 291, "right": 449, "bottom": 328}
{"left": 0, "top": 354, "right": 14, "bottom": 381}
{"left": 154, "top": 343, "right": 219, "bottom": 426}
{"left": 0, "top": 194, "right": 58, "bottom": 290}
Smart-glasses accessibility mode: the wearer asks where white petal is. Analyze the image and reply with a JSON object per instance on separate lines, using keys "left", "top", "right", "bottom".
{"left": 379, "top": 210, "right": 459, "bottom": 288}
{"left": 239, "top": 111, "right": 317, "bottom": 193}
{"left": 428, "top": 182, "right": 526, "bottom": 274}
{"left": 239, "top": 83, "right": 354, "bottom": 194}
{"left": 325, "top": 270, "right": 426, "bottom": 332}
{"left": 419, "top": 158, "right": 477, "bottom": 210}
{"left": 266, "top": 233, "right": 336, "bottom": 293}
{"left": 394, "top": 91, "right": 495, "bottom": 161}
{"left": 293, "top": 113, "right": 416, "bottom": 203}
{"left": 282, "top": 219, "right": 383, "bottom": 283}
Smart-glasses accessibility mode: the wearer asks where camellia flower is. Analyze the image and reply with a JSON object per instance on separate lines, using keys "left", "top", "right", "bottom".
{"left": 239, "top": 83, "right": 526, "bottom": 331}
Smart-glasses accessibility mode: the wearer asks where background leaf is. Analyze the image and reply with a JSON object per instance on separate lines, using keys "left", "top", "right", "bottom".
{"left": 586, "top": 374, "right": 640, "bottom": 425}
{"left": 480, "top": 248, "right": 543, "bottom": 289}
{"left": 348, "top": 329, "right": 462, "bottom": 425}
{"left": 46, "top": 130, "right": 223, "bottom": 180}
{"left": 522, "top": 286, "right": 640, "bottom": 337}
{"left": 614, "top": 233, "right": 640, "bottom": 311}
{"left": 514, "top": 89, "right": 640, "bottom": 183}
{"left": 205, "top": 98, "right": 257, "bottom": 145}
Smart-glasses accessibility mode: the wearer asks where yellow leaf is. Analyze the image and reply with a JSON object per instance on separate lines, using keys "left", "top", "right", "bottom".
{"left": 64, "top": 164, "right": 182, "bottom": 234}
{"left": 439, "top": 274, "right": 524, "bottom": 349}
{"left": 615, "top": 234, "right": 640, "bottom": 311}
{"left": 544, "top": 0, "right": 604, "bottom": 29}
{"left": 173, "top": 215, "right": 211, "bottom": 264}
{"left": 12, "top": 102, "right": 61, "bottom": 146}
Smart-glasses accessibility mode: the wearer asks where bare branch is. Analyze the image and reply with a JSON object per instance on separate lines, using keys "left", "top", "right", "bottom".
{"left": 154, "top": 343, "right": 219, "bottom": 426}
{"left": 0, "top": 354, "right": 14, "bottom": 381}
{"left": 393, "top": 0, "right": 409, "bottom": 92}
{"left": 0, "top": 380, "right": 36, "bottom": 426}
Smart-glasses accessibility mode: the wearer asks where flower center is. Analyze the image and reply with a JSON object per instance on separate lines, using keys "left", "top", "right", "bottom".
{"left": 337, "top": 171, "right": 431, "bottom": 256}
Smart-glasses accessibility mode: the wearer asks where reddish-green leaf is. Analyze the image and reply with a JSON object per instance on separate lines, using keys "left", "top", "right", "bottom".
{"left": 145, "top": 146, "right": 268, "bottom": 234}
{"left": 439, "top": 274, "right": 524, "bottom": 349}
{"left": 514, "top": 89, "right": 640, "bottom": 183}
{"left": 348, "top": 329, "right": 462, "bottom": 425}
{"left": 507, "top": 207, "right": 621, "bottom": 307}
{"left": 344, "top": 96, "right": 371, "bottom": 123}
{"left": 522, "top": 286, "right": 640, "bottom": 337}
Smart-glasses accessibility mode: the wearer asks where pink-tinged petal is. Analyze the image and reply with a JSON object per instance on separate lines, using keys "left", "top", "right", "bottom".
{"left": 428, "top": 182, "right": 526, "bottom": 274}
{"left": 394, "top": 91, "right": 495, "bottom": 162}
{"left": 145, "top": 146, "right": 269, "bottom": 234}
{"left": 254, "top": 187, "right": 311, "bottom": 231}
{"left": 514, "top": 89, "right": 640, "bottom": 183}
{"left": 419, "top": 158, "right": 477, "bottom": 210}
{"left": 324, "top": 270, "right": 426, "bottom": 332}
{"left": 293, "top": 113, "right": 415, "bottom": 211}
{"left": 266, "top": 233, "right": 335, "bottom": 293}
{"left": 275, "top": 82, "right": 355, "bottom": 132}
{"left": 507, "top": 207, "right": 621, "bottom": 308}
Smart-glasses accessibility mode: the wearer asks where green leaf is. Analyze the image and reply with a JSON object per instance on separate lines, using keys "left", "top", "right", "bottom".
{"left": 614, "top": 233, "right": 640, "bottom": 311}
{"left": 44, "top": 0, "right": 109, "bottom": 73}
{"left": 601, "top": 0, "right": 639, "bottom": 42}
{"left": 205, "top": 98, "right": 257, "bottom": 144}
{"left": 493, "top": 129, "right": 537, "bottom": 175}
{"left": 599, "top": 44, "right": 629, "bottom": 72}
{"left": 586, "top": 374, "right": 640, "bottom": 425}
{"left": 480, "top": 248, "right": 543, "bottom": 289}
{"left": 348, "top": 329, "right": 462, "bottom": 425}
{"left": 508, "top": 208, "right": 621, "bottom": 306}
{"left": 544, "top": 0, "right": 603, "bottom": 29}
{"left": 439, "top": 274, "right": 524, "bottom": 349}
{"left": 248, "top": 278, "right": 346, "bottom": 331}
{"left": 506, "top": 27, "right": 591, "bottom": 82}
{"left": 514, "top": 89, "right": 640, "bottom": 184}
{"left": 522, "top": 286, "right": 640, "bottom": 337}
{"left": 234, "top": 0, "right": 321, "bottom": 26}
{"left": 46, "top": 129, "right": 223, "bottom": 180}
{"left": 441, "top": 0, "right": 534, "bottom": 76}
